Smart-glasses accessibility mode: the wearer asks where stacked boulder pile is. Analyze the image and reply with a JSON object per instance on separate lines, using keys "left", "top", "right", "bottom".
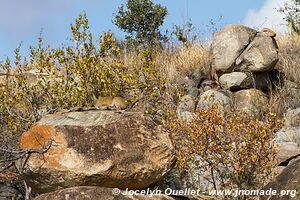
{"left": 178, "top": 24, "right": 280, "bottom": 121}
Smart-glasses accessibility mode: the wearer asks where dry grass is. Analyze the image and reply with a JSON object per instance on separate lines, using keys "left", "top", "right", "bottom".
{"left": 122, "top": 42, "right": 210, "bottom": 84}
{"left": 276, "top": 34, "right": 300, "bottom": 84}
{"left": 120, "top": 42, "right": 211, "bottom": 110}
{"left": 267, "top": 34, "right": 300, "bottom": 116}
{"left": 156, "top": 42, "right": 210, "bottom": 83}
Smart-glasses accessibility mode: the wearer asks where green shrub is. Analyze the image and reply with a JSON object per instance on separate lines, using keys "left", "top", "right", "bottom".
{"left": 114, "top": 0, "right": 168, "bottom": 47}
{"left": 279, "top": 0, "right": 300, "bottom": 34}
{"left": 0, "top": 12, "right": 165, "bottom": 144}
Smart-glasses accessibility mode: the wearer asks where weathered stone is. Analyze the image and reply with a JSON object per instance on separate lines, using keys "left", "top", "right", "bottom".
{"left": 219, "top": 72, "right": 252, "bottom": 90}
{"left": 233, "top": 89, "right": 268, "bottom": 118}
{"left": 211, "top": 24, "right": 257, "bottom": 73}
{"left": 178, "top": 111, "right": 194, "bottom": 122}
{"left": 260, "top": 27, "right": 277, "bottom": 37}
{"left": 188, "top": 87, "right": 200, "bottom": 98}
{"left": 273, "top": 108, "right": 300, "bottom": 165}
{"left": 284, "top": 107, "right": 300, "bottom": 127}
{"left": 275, "top": 127, "right": 300, "bottom": 165}
{"left": 18, "top": 111, "right": 176, "bottom": 195}
{"left": 33, "top": 186, "right": 217, "bottom": 200}
{"left": 200, "top": 80, "right": 220, "bottom": 92}
{"left": 262, "top": 159, "right": 300, "bottom": 200}
{"left": 197, "top": 90, "right": 232, "bottom": 113}
{"left": 219, "top": 72, "right": 272, "bottom": 91}
{"left": 236, "top": 35, "right": 279, "bottom": 72}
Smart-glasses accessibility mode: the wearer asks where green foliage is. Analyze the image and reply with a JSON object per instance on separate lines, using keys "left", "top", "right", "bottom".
{"left": 279, "top": 0, "right": 300, "bottom": 34}
{"left": 0, "top": 12, "right": 165, "bottom": 143}
{"left": 114, "top": 0, "right": 168, "bottom": 47}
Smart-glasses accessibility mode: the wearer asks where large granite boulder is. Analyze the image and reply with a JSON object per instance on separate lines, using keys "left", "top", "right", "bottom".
{"left": 197, "top": 89, "right": 232, "bottom": 113}
{"left": 233, "top": 89, "right": 268, "bottom": 118}
{"left": 18, "top": 111, "right": 176, "bottom": 195}
{"left": 33, "top": 186, "right": 216, "bottom": 200}
{"left": 235, "top": 35, "right": 279, "bottom": 72}
{"left": 211, "top": 24, "right": 257, "bottom": 73}
{"left": 211, "top": 25, "right": 279, "bottom": 75}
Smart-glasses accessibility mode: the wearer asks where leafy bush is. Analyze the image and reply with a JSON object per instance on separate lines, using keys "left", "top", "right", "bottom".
{"left": 279, "top": 0, "right": 300, "bottom": 34}
{"left": 114, "top": 0, "right": 168, "bottom": 47}
{"left": 0, "top": 12, "right": 165, "bottom": 145}
{"left": 168, "top": 107, "right": 283, "bottom": 193}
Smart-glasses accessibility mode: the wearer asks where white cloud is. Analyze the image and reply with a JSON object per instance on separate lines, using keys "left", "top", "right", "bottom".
{"left": 243, "top": 0, "right": 288, "bottom": 34}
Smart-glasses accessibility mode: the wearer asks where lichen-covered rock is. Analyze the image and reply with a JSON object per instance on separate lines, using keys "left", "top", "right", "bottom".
{"left": 211, "top": 24, "right": 257, "bottom": 73}
{"left": 235, "top": 35, "right": 279, "bottom": 72}
{"left": 233, "top": 89, "right": 268, "bottom": 118}
{"left": 18, "top": 111, "right": 176, "bottom": 195}
{"left": 197, "top": 90, "right": 232, "bottom": 113}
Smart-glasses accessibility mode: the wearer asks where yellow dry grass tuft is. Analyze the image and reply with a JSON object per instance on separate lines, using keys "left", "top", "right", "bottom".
{"left": 277, "top": 34, "right": 300, "bottom": 84}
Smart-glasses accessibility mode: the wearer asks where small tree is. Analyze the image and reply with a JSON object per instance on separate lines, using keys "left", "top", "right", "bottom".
{"left": 114, "top": 0, "right": 168, "bottom": 47}
{"left": 279, "top": 0, "right": 300, "bottom": 34}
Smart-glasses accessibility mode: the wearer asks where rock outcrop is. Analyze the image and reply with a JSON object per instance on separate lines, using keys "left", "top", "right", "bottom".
{"left": 211, "top": 24, "right": 279, "bottom": 94}
{"left": 18, "top": 111, "right": 176, "bottom": 195}
{"left": 211, "top": 24, "right": 257, "bottom": 73}
{"left": 211, "top": 24, "right": 278, "bottom": 76}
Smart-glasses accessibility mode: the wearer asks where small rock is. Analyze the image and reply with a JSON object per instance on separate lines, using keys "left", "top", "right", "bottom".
{"left": 260, "top": 27, "right": 277, "bottom": 37}
{"left": 219, "top": 72, "right": 252, "bottom": 90}
{"left": 188, "top": 87, "right": 200, "bottom": 98}
{"left": 219, "top": 72, "right": 273, "bottom": 91}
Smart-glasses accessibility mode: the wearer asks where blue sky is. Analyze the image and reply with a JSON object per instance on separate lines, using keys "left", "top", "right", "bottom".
{"left": 0, "top": 0, "right": 287, "bottom": 60}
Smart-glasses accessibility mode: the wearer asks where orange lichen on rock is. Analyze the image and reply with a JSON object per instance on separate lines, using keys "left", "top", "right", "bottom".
{"left": 20, "top": 125, "right": 55, "bottom": 149}
{"left": 20, "top": 124, "right": 68, "bottom": 169}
